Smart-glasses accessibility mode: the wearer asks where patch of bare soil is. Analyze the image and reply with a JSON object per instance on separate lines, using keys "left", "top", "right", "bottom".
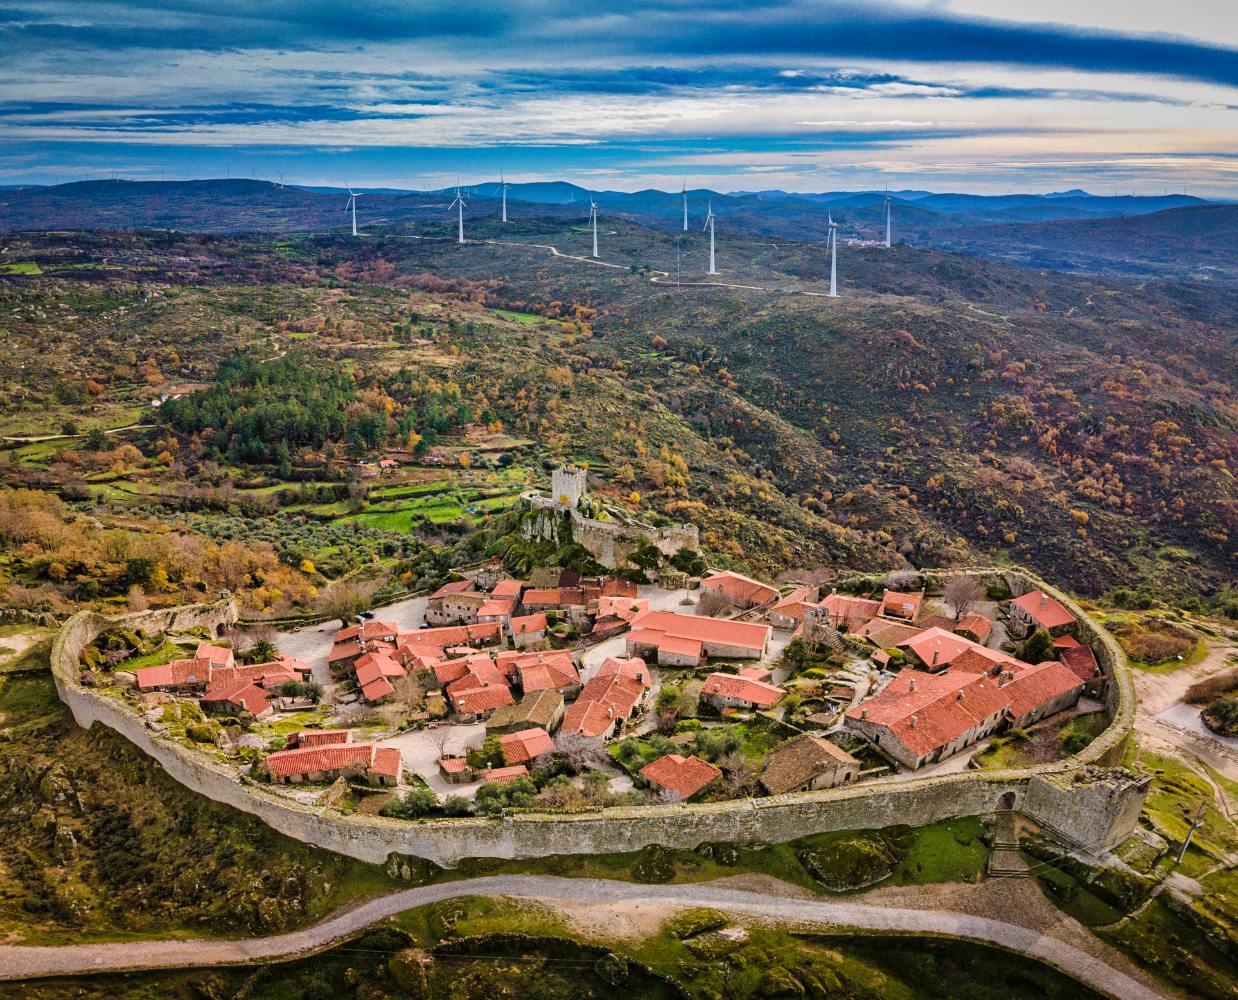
{"left": 544, "top": 897, "right": 683, "bottom": 941}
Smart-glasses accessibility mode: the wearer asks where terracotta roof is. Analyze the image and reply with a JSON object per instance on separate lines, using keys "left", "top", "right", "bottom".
{"left": 1003, "top": 661, "right": 1084, "bottom": 720}
{"left": 484, "top": 764, "right": 529, "bottom": 785}
{"left": 265, "top": 742, "right": 376, "bottom": 779}
{"left": 430, "top": 580, "right": 477, "bottom": 599}
{"left": 510, "top": 612, "right": 548, "bottom": 635}
{"left": 760, "top": 735, "right": 859, "bottom": 795}
{"left": 1058, "top": 645, "right": 1102, "bottom": 683}
{"left": 561, "top": 698, "right": 620, "bottom": 738}
{"left": 640, "top": 754, "right": 721, "bottom": 800}
{"left": 517, "top": 654, "right": 580, "bottom": 694}
{"left": 846, "top": 670, "right": 1012, "bottom": 758}
{"left": 854, "top": 618, "right": 923, "bottom": 647}
{"left": 438, "top": 756, "right": 471, "bottom": 774}
{"left": 627, "top": 611, "right": 771, "bottom": 654}
{"left": 1011, "top": 591, "right": 1077, "bottom": 631}
{"left": 204, "top": 679, "right": 271, "bottom": 715}
{"left": 954, "top": 614, "right": 993, "bottom": 642}
{"left": 361, "top": 676, "right": 396, "bottom": 702}
{"left": 521, "top": 587, "right": 589, "bottom": 607}
{"left": 701, "top": 570, "right": 779, "bottom": 605}
{"left": 135, "top": 657, "right": 213, "bottom": 690}
{"left": 448, "top": 681, "right": 514, "bottom": 716}
{"left": 881, "top": 590, "right": 924, "bottom": 619}
{"left": 655, "top": 634, "right": 705, "bottom": 658}
{"left": 195, "top": 643, "right": 234, "bottom": 666}
{"left": 274, "top": 652, "right": 313, "bottom": 676}
{"left": 355, "top": 652, "right": 405, "bottom": 688}
{"left": 702, "top": 672, "right": 786, "bottom": 708}
{"left": 899, "top": 627, "right": 1012, "bottom": 672}
{"left": 595, "top": 596, "right": 649, "bottom": 622}
{"left": 336, "top": 620, "right": 399, "bottom": 642}
{"left": 477, "top": 598, "right": 516, "bottom": 618}
{"left": 491, "top": 578, "right": 525, "bottom": 598}
{"left": 738, "top": 665, "right": 774, "bottom": 682}
{"left": 768, "top": 586, "right": 818, "bottom": 623}
{"left": 294, "top": 730, "right": 352, "bottom": 748}
{"left": 499, "top": 727, "right": 555, "bottom": 764}
{"left": 370, "top": 747, "right": 402, "bottom": 778}
{"left": 1053, "top": 635, "right": 1082, "bottom": 649}
{"left": 818, "top": 593, "right": 882, "bottom": 629}
{"left": 396, "top": 621, "right": 502, "bottom": 657}
{"left": 486, "top": 689, "right": 564, "bottom": 731}
{"left": 600, "top": 577, "right": 638, "bottom": 598}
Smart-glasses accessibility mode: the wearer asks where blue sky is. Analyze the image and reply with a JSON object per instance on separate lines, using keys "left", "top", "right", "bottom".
{"left": 1, "top": 1, "right": 1235, "bottom": 196}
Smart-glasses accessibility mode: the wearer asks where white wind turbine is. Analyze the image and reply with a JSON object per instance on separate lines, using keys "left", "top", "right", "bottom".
{"left": 589, "top": 195, "right": 599, "bottom": 257}
{"left": 827, "top": 210, "right": 839, "bottom": 297}
{"left": 345, "top": 184, "right": 360, "bottom": 237}
{"left": 500, "top": 169, "right": 508, "bottom": 223}
{"left": 703, "top": 198, "right": 717, "bottom": 274}
{"left": 884, "top": 195, "right": 892, "bottom": 248}
{"left": 681, "top": 178, "right": 688, "bottom": 231}
{"left": 449, "top": 185, "right": 466, "bottom": 244}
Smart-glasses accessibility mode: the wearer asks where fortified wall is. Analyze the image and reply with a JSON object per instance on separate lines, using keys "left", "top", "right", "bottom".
{"left": 49, "top": 570, "right": 1147, "bottom": 868}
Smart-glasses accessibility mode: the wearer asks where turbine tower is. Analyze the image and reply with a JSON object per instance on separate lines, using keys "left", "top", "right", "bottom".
{"left": 827, "top": 211, "right": 839, "bottom": 297}
{"left": 589, "top": 196, "right": 599, "bottom": 257}
{"left": 345, "top": 184, "right": 360, "bottom": 237}
{"left": 500, "top": 170, "right": 508, "bottom": 223}
{"left": 703, "top": 199, "right": 717, "bottom": 275}
{"left": 682, "top": 178, "right": 688, "bottom": 232}
{"left": 449, "top": 186, "right": 466, "bottom": 244}
{"left": 883, "top": 195, "right": 892, "bottom": 248}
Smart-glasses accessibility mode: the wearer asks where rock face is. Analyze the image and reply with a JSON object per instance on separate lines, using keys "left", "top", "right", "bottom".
{"left": 53, "top": 823, "right": 79, "bottom": 864}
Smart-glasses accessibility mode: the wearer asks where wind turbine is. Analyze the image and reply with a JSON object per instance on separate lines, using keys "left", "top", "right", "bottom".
{"left": 345, "top": 184, "right": 360, "bottom": 237}
{"left": 703, "top": 199, "right": 717, "bottom": 275}
{"left": 500, "top": 170, "right": 508, "bottom": 223}
{"left": 883, "top": 195, "right": 892, "bottom": 248}
{"left": 682, "top": 178, "right": 688, "bottom": 232}
{"left": 449, "top": 186, "right": 466, "bottom": 244}
{"left": 827, "top": 210, "right": 838, "bottom": 297}
{"left": 589, "top": 196, "right": 599, "bottom": 257}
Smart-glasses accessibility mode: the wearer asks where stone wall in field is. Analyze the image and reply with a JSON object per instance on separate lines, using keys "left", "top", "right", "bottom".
{"left": 49, "top": 570, "right": 1146, "bottom": 868}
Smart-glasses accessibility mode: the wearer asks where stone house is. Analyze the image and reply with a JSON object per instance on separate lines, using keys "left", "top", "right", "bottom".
{"left": 485, "top": 688, "right": 565, "bottom": 735}
{"left": 1009, "top": 591, "right": 1077, "bottom": 638}
{"left": 700, "top": 672, "right": 786, "bottom": 712}
{"left": 759, "top": 735, "right": 860, "bottom": 795}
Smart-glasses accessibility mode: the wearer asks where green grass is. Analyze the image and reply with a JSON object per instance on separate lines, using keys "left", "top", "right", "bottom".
{"left": 487, "top": 307, "right": 543, "bottom": 325}
{"left": 0, "top": 261, "right": 42, "bottom": 275}
{"left": 116, "top": 639, "right": 195, "bottom": 672}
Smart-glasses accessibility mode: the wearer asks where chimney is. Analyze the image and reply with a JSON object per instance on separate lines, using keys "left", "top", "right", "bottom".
{"left": 607, "top": 706, "right": 614, "bottom": 718}
{"left": 932, "top": 650, "right": 939, "bottom": 667}
{"left": 909, "top": 677, "right": 917, "bottom": 692}
{"left": 909, "top": 715, "right": 918, "bottom": 728}
{"left": 1040, "top": 592, "right": 1048, "bottom": 608}
{"left": 957, "top": 689, "right": 965, "bottom": 700}
{"left": 861, "top": 708, "right": 868, "bottom": 720}
{"left": 999, "top": 670, "right": 1013, "bottom": 688}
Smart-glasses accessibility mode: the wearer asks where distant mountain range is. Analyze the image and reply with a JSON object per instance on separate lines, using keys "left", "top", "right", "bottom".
{"left": 0, "top": 178, "right": 1231, "bottom": 281}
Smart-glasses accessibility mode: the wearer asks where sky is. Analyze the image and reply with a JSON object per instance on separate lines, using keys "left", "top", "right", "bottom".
{"left": 1, "top": 0, "right": 1236, "bottom": 197}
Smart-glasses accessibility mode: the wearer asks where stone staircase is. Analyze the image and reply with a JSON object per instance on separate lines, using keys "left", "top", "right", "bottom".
{"left": 988, "top": 810, "right": 1034, "bottom": 878}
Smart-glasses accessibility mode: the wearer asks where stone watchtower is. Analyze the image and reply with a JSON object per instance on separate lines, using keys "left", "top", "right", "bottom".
{"left": 551, "top": 464, "right": 588, "bottom": 508}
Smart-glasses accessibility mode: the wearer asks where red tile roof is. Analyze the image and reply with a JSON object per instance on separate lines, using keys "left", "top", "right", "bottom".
{"left": 1053, "top": 635, "right": 1082, "bottom": 649}
{"left": 448, "top": 681, "right": 514, "bottom": 716}
{"left": 701, "top": 570, "right": 779, "bottom": 605}
{"left": 430, "top": 580, "right": 477, "bottom": 599}
{"left": 516, "top": 653, "right": 580, "bottom": 694}
{"left": 438, "top": 756, "right": 471, "bottom": 774}
{"left": 769, "top": 586, "right": 817, "bottom": 622}
{"left": 293, "top": 730, "right": 352, "bottom": 748}
{"left": 855, "top": 618, "right": 924, "bottom": 647}
{"left": 655, "top": 634, "right": 705, "bottom": 659}
{"left": 355, "top": 651, "right": 405, "bottom": 688}
{"left": 818, "top": 593, "right": 882, "bottom": 629}
{"left": 847, "top": 670, "right": 1011, "bottom": 758}
{"left": 1011, "top": 591, "right": 1077, "bottom": 631}
{"left": 370, "top": 747, "right": 402, "bottom": 778}
{"left": 484, "top": 764, "right": 529, "bottom": 785}
{"left": 600, "top": 577, "right": 638, "bottom": 598}
{"left": 701, "top": 672, "right": 786, "bottom": 708}
{"left": 881, "top": 590, "right": 924, "bottom": 619}
{"left": 361, "top": 676, "right": 396, "bottom": 702}
{"left": 899, "top": 627, "right": 1010, "bottom": 671}
{"left": 195, "top": 643, "right": 234, "bottom": 666}
{"left": 336, "top": 620, "right": 399, "bottom": 643}
{"left": 204, "top": 679, "right": 271, "bottom": 715}
{"left": 135, "top": 657, "right": 213, "bottom": 690}
{"left": 396, "top": 622, "right": 502, "bottom": 659}
{"left": 627, "top": 610, "right": 771, "bottom": 655}
{"left": 640, "top": 754, "right": 721, "bottom": 800}
{"left": 1003, "top": 661, "right": 1084, "bottom": 720}
{"left": 491, "top": 578, "right": 525, "bottom": 598}
{"left": 595, "top": 596, "right": 649, "bottom": 622}
{"left": 265, "top": 742, "right": 376, "bottom": 779}
{"left": 499, "top": 727, "right": 555, "bottom": 764}
{"left": 521, "top": 587, "right": 588, "bottom": 607}
{"left": 510, "top": 612, "right": 548, "bottom": 635}
{"left": 954, "top": 614, "right": 993, "bottom": 642}
{"left": 561, "top": 698, "right": 621, "bottom": 738}
{"left": 1059, "top": 645, "right": 1102, "bottom": 683}
{"left": 275, "top": 652, "right": 313, "bottom": 677}
{"left": 738, "top": 666, "right": 774, "bottom": 682}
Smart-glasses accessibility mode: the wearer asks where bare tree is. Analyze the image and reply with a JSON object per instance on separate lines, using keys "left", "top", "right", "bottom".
{"left": 425, "top": 725, "right": 454, "bottom": 760}
{"left": 884, "top": 569, "right": 918, "bottom": 591}
{"left": 943, "top": 573, "right": 984, "bottom": 620}
{"left": 696, "top": 589, "right": 737, "bottom": 618}
{"left": 718, "top": 751, "right": 757, "bottom": 797}
{"left": 315, "top": 578, "right": 381, "bottom": 623}
{"left": 549, "top": 732, "right": 606, "bottom": 774}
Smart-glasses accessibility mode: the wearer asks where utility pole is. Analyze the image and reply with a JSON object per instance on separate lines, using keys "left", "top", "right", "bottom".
{"left": 1175, "top": 801, "right": 1207, "bottom": 865}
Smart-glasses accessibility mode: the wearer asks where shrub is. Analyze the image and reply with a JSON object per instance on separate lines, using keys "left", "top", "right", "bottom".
{"left": 1203, "top": 694, "right": 1238, "bottom": 737}
{"left": 380, "top": 788, "right": 438, "bottom": 819}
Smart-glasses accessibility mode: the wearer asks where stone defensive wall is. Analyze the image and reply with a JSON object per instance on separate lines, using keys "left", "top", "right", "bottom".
{"left": 49, "top": 568, "right": 1146, "bottom": 868}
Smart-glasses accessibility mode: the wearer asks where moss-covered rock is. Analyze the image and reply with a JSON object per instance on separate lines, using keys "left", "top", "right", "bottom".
{"left": 666, "top": 907, "right": 729, "bottom": 939}
{"left": 389, "top": 947, "right": 434, "bottom": 995}
{"left": 798, "top": 833, "right": 900, "bottom": 892}
{"left": 632, "top": 843, "right": 676, "bottom": 883}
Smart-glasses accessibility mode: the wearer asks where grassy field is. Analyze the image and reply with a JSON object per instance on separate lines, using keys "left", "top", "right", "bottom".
{"left": 0, "top": 261, "right": 42, "bottom": 275}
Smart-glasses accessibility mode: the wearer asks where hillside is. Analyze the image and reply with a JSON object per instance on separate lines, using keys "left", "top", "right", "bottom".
{"left": 1, "top": 219, "right": 1233, "bottom": 599}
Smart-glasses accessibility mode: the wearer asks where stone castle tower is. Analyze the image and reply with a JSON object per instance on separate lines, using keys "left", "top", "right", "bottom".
{"left": 551, "top": 464, "right": 587, "bottom": 508}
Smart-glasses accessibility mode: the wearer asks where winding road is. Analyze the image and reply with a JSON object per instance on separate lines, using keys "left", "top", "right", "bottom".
{"left": 0, "top": 876, "right": 1169, "bottom": 997}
